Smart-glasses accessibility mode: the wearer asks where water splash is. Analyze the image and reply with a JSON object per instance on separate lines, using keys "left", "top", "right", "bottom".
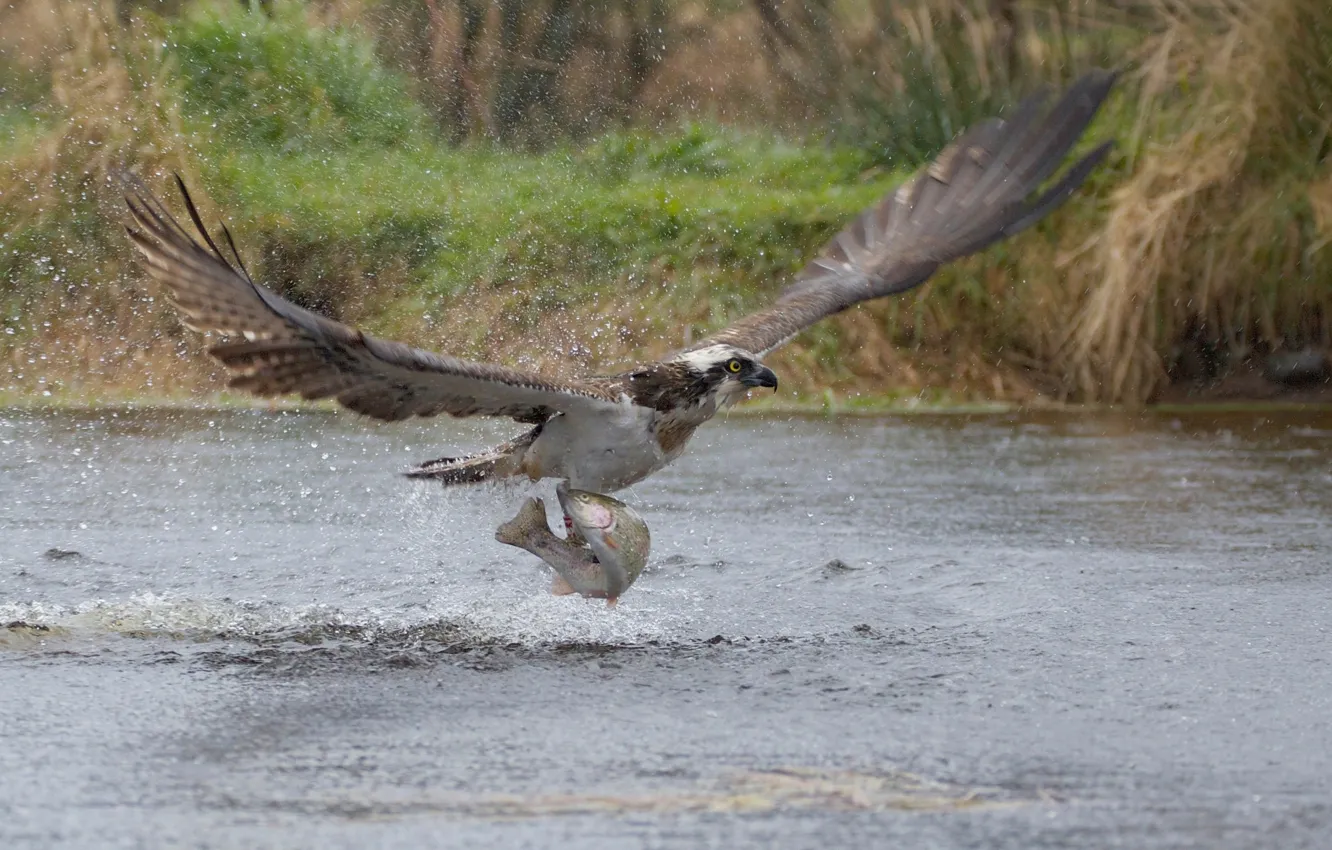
{"left": 0, "top": 589, "right": 686, "bottom": 650}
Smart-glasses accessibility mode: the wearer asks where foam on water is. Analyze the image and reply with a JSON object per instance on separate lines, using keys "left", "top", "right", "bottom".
{"left": 0, "top": 589, "right": 690, "bottom": 649}
{"left": 1, "top": 479, "right": 701, "bottom": 651}
{"left": 1, "top": 593, "right": 353, "bottom": 638}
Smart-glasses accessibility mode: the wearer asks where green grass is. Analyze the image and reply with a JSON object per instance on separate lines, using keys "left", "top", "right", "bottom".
{"left": 5, "top": 0, "right": 1327, "bottom": 408}
{"left": 0, "top": 105, "right": 48, "bottom": 158}
{"left": 128, "top": 1, "right": 905, "bottom": 349}
{"left": 0, "top": 0, "right": 1141, "bottom": 408}
{"left": 0, "top": 0, "right": 916, "bottom": 404}
{"left": 199, "top": 132, "right": 898, "bottom": 328}
{"left": 164, "top": 0, "right": 430, "bottom": 152}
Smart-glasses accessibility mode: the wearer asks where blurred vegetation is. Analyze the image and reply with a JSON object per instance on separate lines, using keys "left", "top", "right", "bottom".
{"left": 167, "top": 0, "right": 431, "bottom": 150}
{"left": 0, "top": 0, "right": 1329, "bottom": 406}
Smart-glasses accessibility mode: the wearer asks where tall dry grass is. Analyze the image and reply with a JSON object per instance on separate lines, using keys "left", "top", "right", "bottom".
{"left": 732, "top": 0, "right": 1332, "bottom": 404}
{"left": 1062, "top": 0, "right": 1332, "bottom": 402}
{"left": 2, "top": 1, "right": 194, "bottom": 223}
{"left": 0, "top": 0, "right": 209, "bottom": 395}
{"left": 835, "top": 0, "right": 1123, "bottom": 163}
{"left": 2, "top": 0, "right": 1329, "bottom": 405}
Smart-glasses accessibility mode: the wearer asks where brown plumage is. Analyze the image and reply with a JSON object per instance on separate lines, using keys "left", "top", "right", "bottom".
{"left": 124, "top": 179, "right": 625, "bottom": 424}
{"left": 122, "top": 70, "right": 1116, "bottom": 491}
{"left": 695, "top": 70, "right": 1117, "bottom": 357}
{"left": 405, "top": 428, "right": 543, "bottom": 484}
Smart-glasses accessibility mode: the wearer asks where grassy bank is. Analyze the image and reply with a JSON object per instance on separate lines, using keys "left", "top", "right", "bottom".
{"left": 2, "top": 0, "right": 1329, "bottom": 409}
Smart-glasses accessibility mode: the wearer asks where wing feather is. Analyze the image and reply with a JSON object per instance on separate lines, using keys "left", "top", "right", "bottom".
{"left": 695, "top": 70, "right": 1117, "bottom": 357}
{"left": 122, "top": 174, "right": 622, "bottom": 424}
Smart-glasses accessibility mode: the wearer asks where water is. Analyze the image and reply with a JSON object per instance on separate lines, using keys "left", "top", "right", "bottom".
{"left": 2, "top": 407, "right": 1331, "bottom": 848}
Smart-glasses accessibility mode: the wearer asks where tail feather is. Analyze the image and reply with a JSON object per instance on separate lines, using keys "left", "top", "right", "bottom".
{"left": 405, "top": 452, "right": 513, "bottom": 484}
{"left": 403, "top": 427, "right": 539, "bottom": 486}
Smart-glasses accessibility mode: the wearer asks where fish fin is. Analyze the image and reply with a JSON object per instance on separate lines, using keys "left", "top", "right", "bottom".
{"left": 549, "top": 575, "right": 576, "bottom": 596}
{"left": 495, "top": 497, "right": 548, "bottom": 547}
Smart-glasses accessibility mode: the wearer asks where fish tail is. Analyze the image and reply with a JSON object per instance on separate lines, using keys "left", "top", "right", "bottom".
{"left": 494, "top": 497, "right": 549, "bottom": 547}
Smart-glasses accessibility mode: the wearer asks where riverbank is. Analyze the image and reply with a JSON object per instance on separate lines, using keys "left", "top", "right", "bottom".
{"left": 3, "top": 0, "right": 1330, "bottom": 407}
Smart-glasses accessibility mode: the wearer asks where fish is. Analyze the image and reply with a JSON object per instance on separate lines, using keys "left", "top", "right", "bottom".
{"left": 495, "top": 484, "right": 651, "bottom": 604}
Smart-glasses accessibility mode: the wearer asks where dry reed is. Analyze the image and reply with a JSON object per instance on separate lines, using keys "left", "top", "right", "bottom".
{"left": 1063, "top": 0, "right": 1332, "bottom": 402}
{"left": 3, "top": 0, "right": 1330, "bottom": 405}
{"left": 0, "top": 0, "right": 211, "bottom": 395}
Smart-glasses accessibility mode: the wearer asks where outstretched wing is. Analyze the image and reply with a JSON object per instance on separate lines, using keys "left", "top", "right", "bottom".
{"left": 123, "top": 175, "right": 622, "bottom": 423}
{"left": 694, "top": 70, "right": 1117, "bottom": 357}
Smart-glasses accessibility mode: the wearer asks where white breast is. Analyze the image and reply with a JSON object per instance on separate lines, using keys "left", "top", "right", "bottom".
{"left": 527, "top": 400, "right": 667, "bottom": 493}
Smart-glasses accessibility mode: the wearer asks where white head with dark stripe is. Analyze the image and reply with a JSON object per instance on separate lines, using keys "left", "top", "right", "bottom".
{"left": 672, "top": 344, "right": 778, "bottom": 407}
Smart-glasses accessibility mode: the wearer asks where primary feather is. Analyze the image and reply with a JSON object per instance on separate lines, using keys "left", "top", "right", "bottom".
{"left": 124, "top": 174, "right": 623, "bottom": 424}
{"left": 694, "top": 70, "right": 1117, "bottom": 357}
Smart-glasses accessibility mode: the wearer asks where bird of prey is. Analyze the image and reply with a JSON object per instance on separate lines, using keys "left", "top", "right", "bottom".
{"left": 124, "top": 72, "right": 1114, "bottom": 509}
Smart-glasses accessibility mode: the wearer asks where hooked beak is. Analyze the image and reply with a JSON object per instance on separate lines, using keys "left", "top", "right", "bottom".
{"left": 742, "top": 365, "right": 779, "bottom": 390}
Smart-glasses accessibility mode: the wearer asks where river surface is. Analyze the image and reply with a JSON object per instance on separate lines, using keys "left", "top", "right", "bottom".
{"left": 2, "top": 407, "right": 1330, "bottom": 848}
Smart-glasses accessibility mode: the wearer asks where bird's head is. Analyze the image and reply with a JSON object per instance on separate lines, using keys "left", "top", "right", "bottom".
{"left": 672, "top": 344, "right": 778, "bottom": 406}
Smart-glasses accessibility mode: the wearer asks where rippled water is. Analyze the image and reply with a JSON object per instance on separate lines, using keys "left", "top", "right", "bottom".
{"left": 3, "top": 407, "right": 1331, "bottom": 848}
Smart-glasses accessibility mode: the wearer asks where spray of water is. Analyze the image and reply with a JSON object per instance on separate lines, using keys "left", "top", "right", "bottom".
{"left": 1, "top": 478, "right": 699, "bottom": 652}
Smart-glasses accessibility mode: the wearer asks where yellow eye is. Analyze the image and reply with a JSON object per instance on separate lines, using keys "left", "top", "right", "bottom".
{"left": 726, "top": 359, "right": 743, "bottom": 374}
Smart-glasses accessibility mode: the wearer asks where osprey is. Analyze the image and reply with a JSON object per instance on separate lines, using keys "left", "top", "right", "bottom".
{"left": 124, "top": 72, "right": 1114, "bottom": 508}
